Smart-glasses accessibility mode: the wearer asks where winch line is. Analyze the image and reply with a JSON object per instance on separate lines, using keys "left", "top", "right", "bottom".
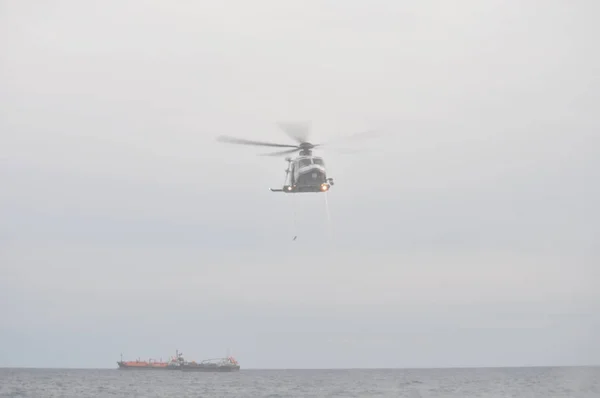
{"left": 292, "top": 192, "right": 298, "bottom": 240}
{"left": 324, "top": 191, "right": 333, "bottom": 240}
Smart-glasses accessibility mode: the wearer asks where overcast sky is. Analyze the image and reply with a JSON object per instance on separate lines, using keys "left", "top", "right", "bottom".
{"left": 1, "top": 0, "right": 599, "bottom": 369}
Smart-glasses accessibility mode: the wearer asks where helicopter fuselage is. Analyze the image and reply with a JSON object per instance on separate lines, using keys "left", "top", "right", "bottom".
{"left": 271, "top": 155, "right": 334, "bottom": 193}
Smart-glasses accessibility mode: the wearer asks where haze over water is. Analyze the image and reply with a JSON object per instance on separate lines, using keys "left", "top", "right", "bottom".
{"left": 1, "top": 0, "right": 598, "bottom": 383}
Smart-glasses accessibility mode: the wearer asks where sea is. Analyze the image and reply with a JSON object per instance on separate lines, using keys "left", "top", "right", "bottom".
{"left": 1, "top": 367, "right": 599, "bottom": 397}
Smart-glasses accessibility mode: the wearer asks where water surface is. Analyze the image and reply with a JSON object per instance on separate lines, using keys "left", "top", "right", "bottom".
{"left": 1, "top": 367, "right": 598, "bottom": 397}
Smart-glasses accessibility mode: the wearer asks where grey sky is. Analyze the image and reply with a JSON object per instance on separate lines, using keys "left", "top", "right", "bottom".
{"left": 1, "top": 0, "right": 599, "bottom": 369}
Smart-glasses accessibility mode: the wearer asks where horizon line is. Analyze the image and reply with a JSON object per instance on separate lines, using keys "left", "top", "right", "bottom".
{"left": 2, "top": 364, "right": 599, "bottom": 371}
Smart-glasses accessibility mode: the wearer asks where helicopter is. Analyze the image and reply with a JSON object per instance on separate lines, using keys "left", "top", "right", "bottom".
{"left": 217, "top": 122, "right": 380, "bottom": 193}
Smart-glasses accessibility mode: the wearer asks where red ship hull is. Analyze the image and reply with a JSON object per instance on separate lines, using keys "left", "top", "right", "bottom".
{"left": 117, "top": 350, "right": 184, "bottom": 370}
{"left": 117, "top": 361, "right": 174, "bottom": 370}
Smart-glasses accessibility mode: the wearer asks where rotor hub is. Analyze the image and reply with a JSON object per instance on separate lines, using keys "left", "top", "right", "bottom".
{"left": 298, "top": 142, "right": 314, "bottom": 156}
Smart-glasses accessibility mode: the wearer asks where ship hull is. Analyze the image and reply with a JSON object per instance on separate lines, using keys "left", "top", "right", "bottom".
{"left": 117, "top": 362, "right": 180, "bottom": 370}
{"left": 116, "top": 352, "right": 239, "bottom": 372}
{"left": 181, "top": 365, "right": 240, "bottom": 372}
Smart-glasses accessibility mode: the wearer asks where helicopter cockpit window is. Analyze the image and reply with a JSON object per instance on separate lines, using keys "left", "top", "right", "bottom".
{"left": 299, "top": 159, "right": 312, "bottom": 167}
{"left": 313, "top": 158, "right": 324, "bottom": 166}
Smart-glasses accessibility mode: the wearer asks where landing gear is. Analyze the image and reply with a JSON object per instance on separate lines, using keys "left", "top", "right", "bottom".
{"left": 271, "top": 183, "right": 333, "bottom": 193}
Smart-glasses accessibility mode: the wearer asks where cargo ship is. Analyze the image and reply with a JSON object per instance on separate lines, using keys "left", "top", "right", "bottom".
{"left": 181, "top": 357, "right": 240, "bottom": 372}
{"left": 117, "top": 350, "right": 185, "bottom": 370}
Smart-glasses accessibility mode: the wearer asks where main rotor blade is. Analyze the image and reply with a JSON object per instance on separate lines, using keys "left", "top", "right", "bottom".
{"left": 259, "top": 148, "right": 300, "bottom": 157}
{"left": 319, "top": 129, "right": 385, "bottom": 146}
{"left": 323, "top": 148, "right": 363, "bottom": 154}
{"left": 276, "top": 121, "right": 311, "bottom": 144}
{"left": 217, "top": 136, "right": 298, "bottom": 148}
